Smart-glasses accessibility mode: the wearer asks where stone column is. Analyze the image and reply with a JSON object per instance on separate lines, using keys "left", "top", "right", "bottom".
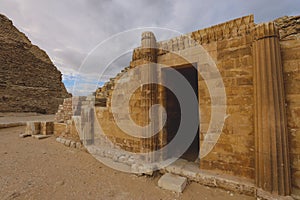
{"left": 253, "top": 22, "right": 291, "bottom": 196}
{"left": 140, "top": 32, "right": 158, "bottom": 161}
{"left": 81, "top": 96, "right": 95, "bottom": 146}
{"left": 141, "top": 32, "right": 157, "bottom": 63}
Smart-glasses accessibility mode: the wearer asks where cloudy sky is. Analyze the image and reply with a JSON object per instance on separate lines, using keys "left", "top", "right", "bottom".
{"left": 0, "top": 0, "right": 299, "bottom": 95}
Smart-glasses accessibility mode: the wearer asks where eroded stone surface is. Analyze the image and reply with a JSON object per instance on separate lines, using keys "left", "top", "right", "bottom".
{"left": 47, "top": 14, "right": 300, "bottom": 199}
{"left": 0, "top": 14, "right": 70, "bottom": 114}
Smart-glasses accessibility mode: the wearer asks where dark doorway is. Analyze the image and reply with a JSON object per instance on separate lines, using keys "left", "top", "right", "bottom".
{"left": 163, "top": 64, "right": 200, "bottom": 162}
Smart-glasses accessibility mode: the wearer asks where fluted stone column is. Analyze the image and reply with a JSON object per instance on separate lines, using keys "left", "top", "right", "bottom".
{"left": 140, "top": 32, "right": 158, "bottom": 160}
{"left": 141, "top": 32, "right": 157, "bottom": 63}
{"left": 253, "top": 22, "right": 291, "bottom": 196}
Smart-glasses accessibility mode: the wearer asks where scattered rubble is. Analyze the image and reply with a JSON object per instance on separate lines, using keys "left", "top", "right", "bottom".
{"left": 56, "top": 137, "right": 83, "bottom": 150}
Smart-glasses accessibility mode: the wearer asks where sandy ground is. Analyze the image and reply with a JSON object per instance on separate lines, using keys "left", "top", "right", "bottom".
{"left": 0, "top": 125, "right": 255, "bottom": 200}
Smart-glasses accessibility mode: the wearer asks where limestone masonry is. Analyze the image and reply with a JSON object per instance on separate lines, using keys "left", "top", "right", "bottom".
{"left": 0, "top": 14, "right": 71, "bottom": 114}
{"left": 93, "top": 15, "right": 300, "bottom": 199}
{"left": 41, "top": 14, "right": 300, "bottom": 199}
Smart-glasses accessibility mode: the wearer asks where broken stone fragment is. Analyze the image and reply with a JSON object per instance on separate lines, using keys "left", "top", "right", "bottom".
{"left": 75, "top": 142, "right": 82, "bottom": 149}
{"left": 70, "top": 141, "right": 76, "bottom": 148}
{"left": 64, "top": 139, "right": 71, "bottom": 147}
{"left": 40, "top": 121, "right": 54, "bottom": 135}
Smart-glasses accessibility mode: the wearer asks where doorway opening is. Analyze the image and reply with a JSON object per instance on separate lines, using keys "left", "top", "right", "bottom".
{"left": 163, "top": 64, "right": 200, "bottom": 162}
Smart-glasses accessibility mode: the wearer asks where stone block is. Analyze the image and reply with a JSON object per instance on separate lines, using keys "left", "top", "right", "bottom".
{"left": 69, "top": 120, "right": 80, "bottom": 137}
{"left": 56, "top": 137, "right": 62, "bottom": 143}
{"left": 158, "top": 173, "right": 187, "bottom": 193}
{"left": 181, "top": 162, "right": 200, "bottom": 178}
{"left": 53, "top": 123, "right": 67, "bottom": 136}
{"left": 76, "top": 142, "right": 82, "bottom": 149}
{"left": 165, "top": 159, "right": 188, "bottom": 174}
{"left": 70, "top": 141, "right": 76, "bottom": 148}
{"left": 40, "top": 121, "right": 54, "bottom": 135}
{"left": 25, "top": 122, "right": 41, "bottom": 135}
{"left": 65, "top": 139, "right": 71, "bottom": 147}
{"left": 32, "top": 134, "right": 51, "bottom": 140}
{"left": 60, "top": 138, "right": 66, "bottom": 144}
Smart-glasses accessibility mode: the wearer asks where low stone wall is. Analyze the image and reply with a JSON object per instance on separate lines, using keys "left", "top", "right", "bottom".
{"left": 55, "top": 97, "right": 86, "bottom": 123}
{"left": 56, "top": 137, "right": 83, "bottom": 150}
{"left": 53, "top": 120, "right": 80, "bottom": 142}
{"left": 25, "top": 121, "right": 54, "bottom": 136}
{"left": 53, "top": 96, "right": 87, "bottom": 143}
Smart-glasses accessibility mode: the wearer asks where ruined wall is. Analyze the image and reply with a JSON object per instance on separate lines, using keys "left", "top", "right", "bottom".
{"left": 0, "top": 14, "right": 71, "bottom": 114}
{"left": 94, "top": 14, "right": 300, "bottom": 197}
{"left": 276, "top": 16, "right": 300, "bottom": 195}
{"left": 53, "top": 97, "right": 86, "bottom": 142}
{"left": 95, "top": 67, "right": 144, "bottom": 153}
{"left": 55, "top": 98, "right": 73, "bottom": 123}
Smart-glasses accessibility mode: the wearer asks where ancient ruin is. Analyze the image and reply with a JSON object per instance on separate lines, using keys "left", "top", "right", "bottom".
{"left": 0, "top": 14, "right": 71, "bottom": 114}
{"left": 0, "top": 15, "right": 300, "bottom": 199}
{"left": 22, "top": 14, "right": 300, "bottom": 199}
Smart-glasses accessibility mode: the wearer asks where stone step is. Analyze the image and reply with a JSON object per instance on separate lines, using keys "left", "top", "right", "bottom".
{"left": 158, "top": 173, "right": 187, "bottom": 193}
{"left": 32, "top": 135, "right": 52, "bottom": 140}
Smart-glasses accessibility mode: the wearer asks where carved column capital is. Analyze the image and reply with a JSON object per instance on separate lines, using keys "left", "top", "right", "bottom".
{"left": 253, "top": 22, "right": 279, "bottom": 41}
{"left": 141, "top": 31, "right": 157, "bottom": 63}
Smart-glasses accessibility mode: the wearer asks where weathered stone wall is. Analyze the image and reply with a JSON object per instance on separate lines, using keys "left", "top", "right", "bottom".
{"left": 0, "top": 14, "right": 71, "bottom": 114}
{"left": 276, "top": 16, "right": 300, "bottom": 196}
{"left": 55, "top": 98, "right": 73, "bottom": 123}
{"left": 193, "top": 17, "right": 255, "bottom": 180}
{"left": 54, "top": 96, "right": 86, "bottom": 142}
{"left": 55, "top": 97, "right": 86, "bottom": 123}
{"left": 94, "top": 16, "right": 256, "bottom": 175}
{"left": 93, "top": 15, "right": 300, "bottom": 198}
{"left": 95, "top": 66, "right": 145, "bottom": 153}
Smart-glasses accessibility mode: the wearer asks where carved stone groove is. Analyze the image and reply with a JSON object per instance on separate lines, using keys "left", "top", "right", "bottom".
{"left": 253, "top": 22, "right": 291, "bottom": 196}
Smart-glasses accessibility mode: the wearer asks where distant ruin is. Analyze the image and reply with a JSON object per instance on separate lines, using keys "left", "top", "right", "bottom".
{"left": 0, "top": 14, "right": 71, "bottom": 114}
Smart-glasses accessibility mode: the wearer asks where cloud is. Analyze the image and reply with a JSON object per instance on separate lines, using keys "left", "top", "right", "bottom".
{"left": 0, "top": 0, "right": 299, "bottom": 95}
{"left": 63, "top": 72, "right": 105, "bottom": 96}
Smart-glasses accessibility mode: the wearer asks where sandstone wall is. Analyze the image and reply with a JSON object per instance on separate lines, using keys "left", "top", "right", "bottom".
{"left": 95, "top": 67, "right": 145, "bottom": 153}
{"left": 94, "top": 16, "right": 256, "bottom": 176}
{"left": 94, "top": 15, "right": 300, "bottom": 197}
{"left": 0, "top": 14, "right": 71, "bottom": 114}
{"left": 276, "top": 16, "right": 300, "bottom": 195}
{"left": 194, "top": 17, "right": 255, "bottom": 180}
